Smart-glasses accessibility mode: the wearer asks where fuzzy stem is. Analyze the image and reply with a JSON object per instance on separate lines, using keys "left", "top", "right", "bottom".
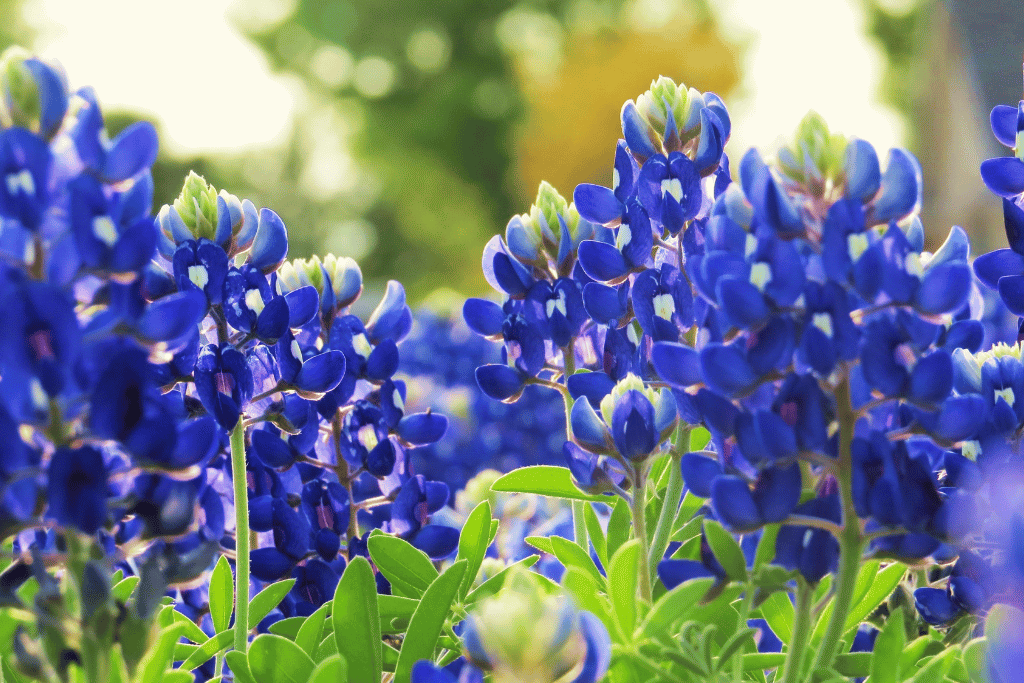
{"left": 629, "top": 462, "right": 652, "bottom": 602}
{"left": 811, "top": 377, "right": 863, "bottom": 671}
{"left": 230, "top": 419, "right": 250, "bottom": 654}
{"left": 648, "top": 437, "right": 686, "bottom": 579}
{"left": 781, "top": 580, "right": 814, "bottom": 683}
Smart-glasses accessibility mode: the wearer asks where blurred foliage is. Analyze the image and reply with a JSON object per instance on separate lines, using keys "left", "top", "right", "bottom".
{"left": 144, "top": 0, "right": 740, "bottom": 302}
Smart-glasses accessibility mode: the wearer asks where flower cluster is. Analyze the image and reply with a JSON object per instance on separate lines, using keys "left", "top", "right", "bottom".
{"left": 0, "top": 48, "right": 458, "bottom": 678}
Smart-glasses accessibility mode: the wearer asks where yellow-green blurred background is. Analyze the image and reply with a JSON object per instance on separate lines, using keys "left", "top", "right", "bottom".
{"left": 7, "top": 0, "right": 1022, "bottom": 303}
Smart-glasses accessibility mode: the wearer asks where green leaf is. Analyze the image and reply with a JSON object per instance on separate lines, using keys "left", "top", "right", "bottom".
{"left": 394, "top": 560, "right": 468, "bottom": 683}
{"left": 332, "top": 557, "right": 381, "bottom": 683}
{"left": 869, "top": 606, "right": 906, "bottom": 683}
{"left": 209, "top": 555, "right": 234, "bottom": 634}
{"left": 607, "top": 539, "right": 640, "bottom": 641}
{"left": 742, "top": 652, "right": 786, "bottom": 670}
{"left": 379, "top": 594, "right": 418, "bottom": 633}
{"left": 135, "top": 622, "right": 185, "bottom": 683}
{"left": 308, "top": 654, "right": 348, "bottom": 683}
{"left": 690, "top": 426, "right": 711, "bottom": 450}
{"left": 269, "top": 617, "right": 306, "bottom": 639}
{"left": 456, "top": 500, "right": 492, "bottom": 598}
{"left": 383, "top": 642, "right": 400, "bottom": 673}
{"left": 561, "top": 566, "right": 612, "bottom": 624}
{"left": 170, "top": 608, "right": 210, "bottom": 645}
{"left": 702, "top": 520, "right": 747, "bottom": 582}
{"left": 367, "top": 535, "right": 438, "bottom": 598}
{"left": 112, "top": 576, "right": 140, "bottom": 602}
{"left": 548, "top": 536, "right": 605, "bottom": 589}
{"left": 833, "top": 652, "right": 871, "bottom": 677}
{"left": 757, "top": 590, "right": 795, "bottom": 645}
{"left": 899, "top": 635, "right": 937, "bottom": 672}
{"left": 606, "top": 497, "right": 631, "bottom": 559}
{"left": 848, "top": 560, "right": 881, "bottom": 611}
{"left": 490, "top": 466, "right": 611, "bottom": 502}
{"left": 109, "top": 646, "right": 130, "bottom": 683}
{"left": 753, "top": 524, "right": 779, "bottom": 569}
{"left": 296, "top": 603, "right": 330, "bottom": 656}
{"left": 583, "top": 503, "right": 608, "bottom": 568}
{"left": 465, "top": 555, "right": 540, "bottom": 604}
{"left": 179, "top": 630, "right": 233, "bottom": 670}
{"left": 842, "top": 562, "right": 905, "bottom": 632}
{"left": 2, "top": 656, "right": 28, "bottom": 683}
{"left": 525, "top": 536, "right": 554, "bottom": 555}
{"left": 248, "top": 634, "right": 315, "bottom": 683}
{"left": 908, "top": 647, "right": 953, "bottom": 682}
{"left": 641, "top": 578, "right": 714, "bottom": 636}
{"left": 225, "top": 655, "right": 258, "bottom": 683}
{"left": 316, "top": 632, "right": 339, "bottom": 663}
{"left": 160, "top": 671, "right": 193, "bottom": 683}
{"left": 248, "top": 579, "right": 297, "bottom": 629}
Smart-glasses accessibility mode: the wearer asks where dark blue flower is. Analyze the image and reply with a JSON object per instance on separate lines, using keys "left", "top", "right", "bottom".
{"left": 172, "top": 238, "right": 229, "bottom": 305}
{"left": 194, "top": 343, "right": 254, "bottom": 430}
{"left": 637, "top": 152, "right": 702, "bottom": 234}
{"left": 386, "top": 474, "right": 457, "bottom": 559}
{"left": 524, "top": 278, "right": 586, "bottom": 347}
{"left": 47, "top": 446, "right": 107, "bottom": 534}
{"left": 775, "top": 493, "right": 841, "bottom": 584}
{"left": 0, "top": 281, "right": 81, "bottom": 421}
{"left": 222, "top": 265, "right": 290, "bottom": 342}
{"left": 632, "top": 265, "right": 694, "bottom": 341}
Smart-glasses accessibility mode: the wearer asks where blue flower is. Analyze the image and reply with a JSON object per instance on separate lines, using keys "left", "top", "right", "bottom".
{"left": 632, "top": 265, "right": 694, "bottom": 342}
{"left": 524, "top": 278, "right": 586, "bottom": 347}
{"left": 775, "top": 493, "right": 841, "bottom": 584}
{"left": 0, "top": 281, "right": 81, "bottom": 421}
{"left": 385, "top": 474, "right": 457, "bottom": 559}
{"left": 636, "top": 152, "right": 702, "bottom": 234}
{"left": 68, "top": 88, "right": 158, "bottom": 182}
{"left": 47, "top": 446, "right": 107, "bottom": 534}
{"left": 274, "top": 329, "right": 346, "bottom": 400}
{"left": 172, "top": 238, "right": 229, "bottom": 306}
{"left": 0, "top": 127, "right": 51, "bottom": 231}
{"left": 576, "top": 200, "right": 653, "bottom": 284}
{"left": 69, "top": 173, "right": 157, "bottom": 277}
{"left": 221, "top": 265, "right": 290, "bottom": 342}
{"left": 194, "top": 343, "right": 254, "bottom": 430}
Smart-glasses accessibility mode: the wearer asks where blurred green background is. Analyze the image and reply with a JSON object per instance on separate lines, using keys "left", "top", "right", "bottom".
{"left": 5, "top": 0, "right": 1021, "bottom": 300}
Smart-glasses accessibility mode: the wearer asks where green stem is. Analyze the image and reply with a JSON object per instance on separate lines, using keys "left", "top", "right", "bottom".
{"left": 732, "top": 582, "right": 754, "bottom": 682}
{"left": 781, "top": 580, "right": 814, "bottom": 683}
{"left": 571, "top": 501, "right": 589, "bottom": 554}
{"left": 229, "top": 419, "right": 250, "bottom": 654}
{"left": 648, "top": 445, "right": 685, "bottom": 579}
{"left": 812, "top": 377, "right": 863, "bottom": 672}
{"left": 629, "top": 463, "right": 652, "bottom": 602}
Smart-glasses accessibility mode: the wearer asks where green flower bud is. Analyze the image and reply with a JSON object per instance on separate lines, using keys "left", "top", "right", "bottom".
{"left": 778, "top": 111, "right": 847, "bottom": 194}
{"left": 173, "top": 172, "right": 220, "bottom": 240}
{"left": 0, "top": 46, "right": 41, "bottom": 131}
{"left": 463, "top": 571, "right": 587, "bottom": 683}
{"left": 636, "top": 76, "right": 687, "bottom": 138}
{"left": 599, "top": 370, "right": 661, "bottom": 426}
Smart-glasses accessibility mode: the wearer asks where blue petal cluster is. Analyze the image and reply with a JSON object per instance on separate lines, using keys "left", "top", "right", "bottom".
{"left": 0, "top": 51, "right": 456, "bottom": 644}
